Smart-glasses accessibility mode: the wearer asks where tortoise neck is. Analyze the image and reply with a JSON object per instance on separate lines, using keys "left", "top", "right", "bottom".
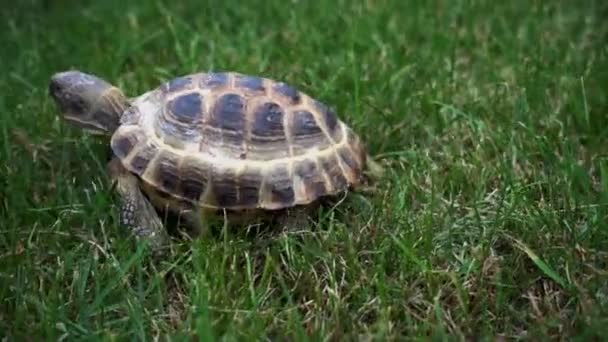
{"left": 91, "top": 87, "right": 130, "bottom": 135}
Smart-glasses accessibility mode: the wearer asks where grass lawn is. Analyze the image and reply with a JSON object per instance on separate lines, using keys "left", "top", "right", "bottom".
{"left": 1, "top": 0, "right": 607, "bottom": 339}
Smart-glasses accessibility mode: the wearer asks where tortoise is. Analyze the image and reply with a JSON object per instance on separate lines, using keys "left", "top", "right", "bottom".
{"left": 49, "top": 70, "right": 381, "bottom": 250}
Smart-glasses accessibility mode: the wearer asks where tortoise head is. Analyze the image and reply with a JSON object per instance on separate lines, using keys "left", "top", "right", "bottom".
{"left": 49, "top": 70, "right": 129, "bottom": 135}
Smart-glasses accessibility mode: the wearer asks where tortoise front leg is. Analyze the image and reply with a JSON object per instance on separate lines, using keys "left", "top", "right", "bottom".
{"left": 108, "top": 157, "right": 169, "bottom": 251}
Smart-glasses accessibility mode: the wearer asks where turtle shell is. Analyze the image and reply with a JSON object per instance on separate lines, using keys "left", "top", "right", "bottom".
{"left": 110, "top": 72, "right": 366, "bottom": 210}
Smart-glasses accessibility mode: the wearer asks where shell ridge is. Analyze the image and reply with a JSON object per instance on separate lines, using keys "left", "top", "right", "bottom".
{"left": 331, "top": 122, "right": 355, "bottom": 183}
{"left": 234, "top": 163, "right": 247, "bottom": 206}
{"left": 315, "top": 155, "right": 334, "bottom": 193}
{"left": 241, "top": 79, "right": 262, "bottom": 160}
{"left": 257, "top": 166, "right": 269, "bottom": 208}
{"left": 281, "top": 95, "right": 298, "bottom": 202}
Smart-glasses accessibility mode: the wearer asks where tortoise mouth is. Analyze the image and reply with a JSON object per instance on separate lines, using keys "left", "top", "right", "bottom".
{"left": 48, "top": 78, "right": 61, "bottom": 98}
{"left": 63, "top": 115, "right": 108, "bottom": 134}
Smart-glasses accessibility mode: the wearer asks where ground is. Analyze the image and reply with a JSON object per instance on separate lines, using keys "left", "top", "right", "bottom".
{"left": 1, "top": 0, "right": 607, "bottom": 340}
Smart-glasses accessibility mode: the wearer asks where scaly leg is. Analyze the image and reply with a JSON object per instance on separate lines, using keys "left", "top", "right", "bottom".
{"left": 108, "top": 157, "right": 169, "bottom": 251}
{"left": 177, "top": 207, "right": 214, "bottom": 239}
{"left": 356, "top": 154, "right": 385, "bottom": 194}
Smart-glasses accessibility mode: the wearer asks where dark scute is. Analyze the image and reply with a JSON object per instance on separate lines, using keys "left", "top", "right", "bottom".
{"left": 270, "top": 183, "right": 294, "bottom": 205}
{"left": 112, "top": 135, "right": 135, "bottom": 159}
{"left": 181, "top": 177, "right": 206, "bottom": 202}
{"left": 338, "top": 147, "right": 360, "bottom": 172}
{"left": 321, "top": 155, "right": 347, "bottom": 190}
{"left": 168, "top": 92, "right": 203, "bottom": 123}
{"left": 272, "top": 82, "right": 301, "bottom": 105}
{"left": 251, "top": 102, "right": 285, "bottom": 137}
{"left": 239, "top": 186, "right": 259, "bottom": 206}
{"left": 211, "top": 167, "right": 238, "bottom": 207}
{"left": 129, "top": 144, "right": 158, "bottom": 174}
{"left": 200, "top": 73, "right": 229, "bottom": 88}
{"left": 295, "top": 159, "right": 326, "bottom": 198}
{"left": 164, "top": 76, "right": 192, "bottom": 92}
{"left": 179, "top": 159, "right": 208, "bottom": 201}
{"left": 293, "top": 110, "right": 322, "bottom": 136}
{"left": 295, "top": 158, "right": 316, "bottom": 175}
{"left": 157, "top": 155, "right": 180, "bottom": 193}
{"left": 314, "top": 100, "right": 338, "bottom": 133}
{"left": 238, "top": 169, "right": 263, "bottom": 206}
{"left": 235, "top": 75, "right": 265, "bottom": 92}
{"left": 214, "top": 179, "right": 239, "bottom": 207}
{"left": 268, "top": 166, "right": 294, "bottom": 205}
{"left": 210, "top": 93, "right": 246, "bottom": 132}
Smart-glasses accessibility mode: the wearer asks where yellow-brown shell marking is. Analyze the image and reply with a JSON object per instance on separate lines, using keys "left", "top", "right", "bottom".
{"left": 110, "top": 72, "right": 366, "bottom": 210}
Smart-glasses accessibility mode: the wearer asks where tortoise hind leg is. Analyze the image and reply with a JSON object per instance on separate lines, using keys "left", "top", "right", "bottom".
{"left": 177, "top": 207, "right": 214, "bottom": 239}
{"left": 108, "top": 157, "right": 170, "bottom": 251}
{"left": 364, "top": 154, "right": 385, "bottom": 180}
{"left": 355, "top": 154, "right": 385, "bottom": 194}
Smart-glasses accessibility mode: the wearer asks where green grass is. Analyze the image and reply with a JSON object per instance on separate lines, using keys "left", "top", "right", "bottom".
{"left": 1, "top": 0, "right": 608, "bottom": 339}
